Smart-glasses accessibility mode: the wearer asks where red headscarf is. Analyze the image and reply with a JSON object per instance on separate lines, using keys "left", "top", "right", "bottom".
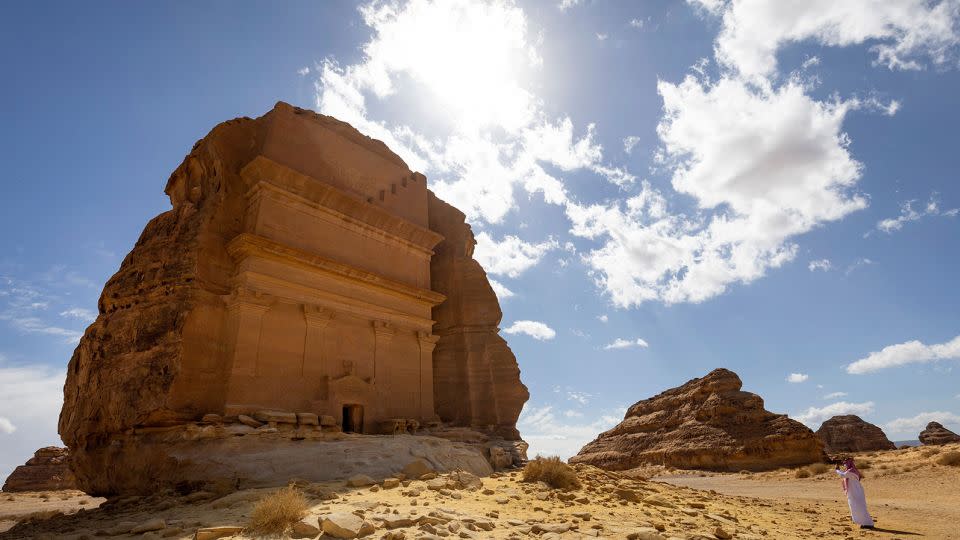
{"left": 841, "top": 458, "right": 862, "bottom": 493}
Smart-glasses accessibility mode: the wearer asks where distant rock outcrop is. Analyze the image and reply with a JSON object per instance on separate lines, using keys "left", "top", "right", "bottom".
{"left": 815, "top": 415, "right": 896, "bottom": 454}
{"left": 571, "top": 368, "right": 825, "bottom": 471}
{"left": 919, "top": 422, "right": 960, "bottom": 445}
{"left": 2, "top": 447, "right": 78, "bottom": 492}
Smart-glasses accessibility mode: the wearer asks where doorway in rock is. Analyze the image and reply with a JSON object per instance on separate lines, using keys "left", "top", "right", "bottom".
{"left": 342, "top": 404, "right": 364, "bottom": 433}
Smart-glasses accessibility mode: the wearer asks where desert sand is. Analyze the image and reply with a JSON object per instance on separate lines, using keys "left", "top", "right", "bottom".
{"left": 4, "top": 446, "right": 956, "bottom": 540}
{"left": 657, "top": 443, "right": 960, "bottom": 539}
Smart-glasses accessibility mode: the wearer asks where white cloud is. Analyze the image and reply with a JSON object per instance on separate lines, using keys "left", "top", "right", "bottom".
{"left": 845, "top": 257, "right": 874, "bottom": 275}
{"left": 1, "top": 316, "right": 83, "bottom": 344}
{"left": 557, "top": 0, "right": 583, "bottom": 12}
{"left": 487, "top": 278, "right": 515, "bottom": 300}
{"left": 884, "top": 411, "right": 960, "bottom": 438}
{"left": 801, "top": 55, "right": 821, "bottom": 69}
{"left": 59, "top": 307, "right": 96, "bottom": 323}
{"left": 697, "top": 0, "right": 960, "bottom": 80}
{"left": 794, "top": 401, "right": 875, "bottom": 428}
{"left": 875, "top": 195, "right": 959, "bottom": 234}
{"left": 596, "top": 314, "right": 608, "bottom": 323}
{"left": 847, "top": 334, "right": 960, "bottom": 374}
{"left": 786, "top": 372, "right": 809, "bottom": 383}
{"left": 474, "top": 232, "right": 558, "bottom": 278}
{"left": 570, "top": 74, "right": 868, "bottom": 307}
{"left": 315, "top": 0, "right": 630, "bottom": 224}
{"left": 623, "top": 135, "right": 641, "bottom": 154}
{"left": 823, "top": 391, "right": 848, "bottom": 399}
{"left": 566, "top": 391, "right": 592, "bottom": 405}
{"left": 629, "top": 18, "right": 645, "bottom": 29}
{"left": 563, "top": 409, "right": 584, "bottom": 418}
{"left": 603, "top": 337, "right": 649, "bottom": 350}
{"left": 503, "top": 320, "right": 557, "bottom": 341}
{"left": 808, "top": 259, "right": 832, "bottom": 272}
{"left": 0, "top": 363, "right": 66, "bottom": 487}
{"left": 596, "top": 33, "right": 608, "bottom": 41}
{"left": 518, "top": 404, "right": 625, "bottom": 459}
{"left": 297, "top": 66, "right": 311, "bottom": 76}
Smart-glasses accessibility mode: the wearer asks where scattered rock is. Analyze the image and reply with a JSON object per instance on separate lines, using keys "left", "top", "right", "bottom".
{"left": 347, "top": 474, "right": 376, "bottom": 487}
{"left": 296, "top": 413, "right": 320, "bottom": 426}
{"left": 402, "top": 459, "right": 434, "bottom": 479}
{"left": 254, "top": 410, "right": 298, "bottom": 424}
{"left": 193, "top": 526, "right": 244, "bottom": 540}
{"left": 290, "top": 519, "right": 321, "bottom": 538}
{"left": 130, "top": 518, "right": 166, "bottom": 534}
{"left": 238, "top": 415, "right": 263, "bottom": 429}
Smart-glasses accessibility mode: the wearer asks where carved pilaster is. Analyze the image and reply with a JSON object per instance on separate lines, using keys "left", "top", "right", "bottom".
{"left": 417, "top": 331, "right": 440, "bottom": 420}
{"left": 302, "top": 305, "right": 335, "bottom": 377}
{"left": 372, "top": 320, "right": 394, "bottom": 384}
{"left": 224, "top": 290, "right": 272, "bottom": 376}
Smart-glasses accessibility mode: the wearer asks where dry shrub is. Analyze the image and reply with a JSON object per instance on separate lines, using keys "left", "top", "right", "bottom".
{"left": 878, "top": 463, "right": 889, "bottom": 470}
{"left": 522, "top": 456, "right": 581, "bottom": 490}
{"left": 794, "top": 468, "right": 811, "bottom": 478}
{"left": 857, "top": 461, "right": 872, "bottom": 470}
{"left": 738, "top": 470, "right": 753, "bottom": 475}
{"left": 247, "top": 486, "right": 308, "bottom": 534}
{"left": 937, "top": 451, "right": 960, "bottom": 467}
{"left": 808, "top": 463, "right": 829, "bottom": 475}
{"left": 921, "top": 447, "right": 941, "bottom": 458}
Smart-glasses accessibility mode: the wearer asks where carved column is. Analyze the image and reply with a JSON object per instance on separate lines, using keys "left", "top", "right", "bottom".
{"left": 224, "top": 290, "right": 272, "bottom": 376}
{"left": 302, "top": 305, "right": 334, "bottom": 377}
{"left": 371, "top": 321, "right": 394, "bottom": 384}
{"left": 417, "top": 331, "right": 440, "bottom": 420}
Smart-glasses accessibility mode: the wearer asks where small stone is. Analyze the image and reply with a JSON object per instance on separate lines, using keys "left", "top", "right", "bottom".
{"left": 296, "top": 412, "right": 320, "bottom": 425}
{"left": 383, "top": 478, "right": 401, "bottom": 489}
{"left": 714, "top": 526, "right": 733, "bottom": 539}
{"left": 290, "top": 519, "right": 321, "bottom": 538}
{"left": 626, "top": 528, "right": 666, "bottom": 540}
{"left": 238, "top": 415, "right": 263, "bottom": 428}
{"left": 615, "top": 488, "right": 641, "bottom": 502}
{"left": 642, "top": 494, "right": 675, "bottom": 508}
{"left": 193, "top": 526, "right": 244, "bottom": 540}
{"left": 253, "top": 410, "right": 298, "bottom": 424}
{"left": 130, "top": 518, "right": 166, "bottom": 534}
{"left": 347, "top": 474, "right": 376, "bottom": 487}
{"left": 320, "top": 512, "right": 375, "bottom": 538}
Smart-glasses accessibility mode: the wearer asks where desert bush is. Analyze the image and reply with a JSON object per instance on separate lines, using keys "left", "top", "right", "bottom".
{"left": 808, "top": 463, "right": 829, "bottom": 475}
{"left": 878, "top": 463, "right": 889, "bottom": 470}
{"left": 738, "top": 470, "right": 752, "bottom": 475}
{"left": 522, "top": 456, "right": 581, "bottom": 490}
{"left": 921, "top": 447, "right": 940, "bottom": 458}
{"left": 247, "top": 486, "right": 308, "bottom": 534}
{"left": 856, "top": 461, "right": 871, "bottom": 470}
{"left": 936, "top": 451, "right": 960, "bottom": 467}
{"left": 794, "top": 468, "right": 811, "bottom": 478}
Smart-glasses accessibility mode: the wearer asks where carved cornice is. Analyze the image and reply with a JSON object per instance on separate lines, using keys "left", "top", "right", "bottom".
{"left": 222, "top": 289, "right": 273, "bottom": 313}
{"left": 241, "top": 156, "right": 444, "bottom": 254}
{"left": 372, "top": 320, "right": 394, "bottom": 340}
{"left": 302, "top": 304, "right": 335, "bottom": 327}
{"left": 227, "top": 233, "right": 446, "bottom": 307}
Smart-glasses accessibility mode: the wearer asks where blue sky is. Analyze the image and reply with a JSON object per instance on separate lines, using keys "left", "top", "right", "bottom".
{"left": 2, "top": 0, "right": 960, "bottom": 479}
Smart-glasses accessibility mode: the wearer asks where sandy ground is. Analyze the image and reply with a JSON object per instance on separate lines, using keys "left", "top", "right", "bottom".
{"left": 656, "top": 443, "right": 960, "bottom": 539}
{"left": 1, "top": 444, "right": 956, "bottom": 539}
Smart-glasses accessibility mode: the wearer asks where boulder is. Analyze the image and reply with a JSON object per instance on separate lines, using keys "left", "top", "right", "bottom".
{"left": 296, "top": 413, "right": 319, "bottom": 426}
{"left": 919, "top": 421, "right": 960, "bottom": 445}
{"left": 2, "top": 447, "right": 78, "bottom": 492}
{"left": 320, "top": 512, "right": 375, "bottom": 538}
{"left": 571, "top": 368, "right": 825, "bottom": 471}
{"left": 254, "top": 410, "right": 298, "bottom": 424}
{"left": 815, "top": 415, "right": 895, "bottom": 453}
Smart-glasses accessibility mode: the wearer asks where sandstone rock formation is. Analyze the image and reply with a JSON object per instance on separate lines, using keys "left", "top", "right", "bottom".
{"left": 2, "top": 447, "right": 78, "bottom": 492}
{"left": 919, "top": 421, "right": 960, "bottom": 445}
{"left": 571, "top": 368, "right": 825, "bottom": 471}
{"left": 815, "top": 415, "right": 896, "bottom": 454}
{"left": 58, "top": 102, "right": 527, "bottom": 495}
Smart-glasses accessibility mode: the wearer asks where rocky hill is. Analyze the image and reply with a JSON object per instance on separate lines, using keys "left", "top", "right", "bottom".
{"left": 815, "top": 415, "right": 895, "bottom": 453}
{"left": 2, "top": 447, "right": 77, "bottom": 492}
{"left": 571, "top": 368, "right": 825, "bottom": 471}
{"left": 919, "top": 421, "right": 960, "bottom": 445}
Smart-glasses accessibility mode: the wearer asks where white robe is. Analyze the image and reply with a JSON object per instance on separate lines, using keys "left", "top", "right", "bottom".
{"left": 836, "top": 469, "right": 874, "bottom": 527}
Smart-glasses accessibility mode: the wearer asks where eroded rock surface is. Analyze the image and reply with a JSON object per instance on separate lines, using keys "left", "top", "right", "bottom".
{"left": 571, "top": 368, "right": 825, "bottom": 471}
{"left": 58, "top": 102, "right": 527, "bottom": 495}
{"left": 815, "top": 415, "right": 895, "bottom": 454}
{"left": 919, "top": 421, "right": 960, "bottom": 445}
{"left": 2, "top": 447, "right": 78, "bottom": 492}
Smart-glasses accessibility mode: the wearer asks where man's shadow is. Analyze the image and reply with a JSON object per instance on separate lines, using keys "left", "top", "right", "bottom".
{"left": 866, "top": 526, "right": 922, "bottom": 536}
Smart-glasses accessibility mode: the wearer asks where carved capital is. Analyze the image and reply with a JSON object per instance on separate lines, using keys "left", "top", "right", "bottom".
{"left": 303, "top": 305, "right": 335, "bottom": 328}
{"left": 372, "top": 320, "right": 394, "bottom": 340}
{"left": 223, "top": 289, "right": 273, "bottom": 314}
